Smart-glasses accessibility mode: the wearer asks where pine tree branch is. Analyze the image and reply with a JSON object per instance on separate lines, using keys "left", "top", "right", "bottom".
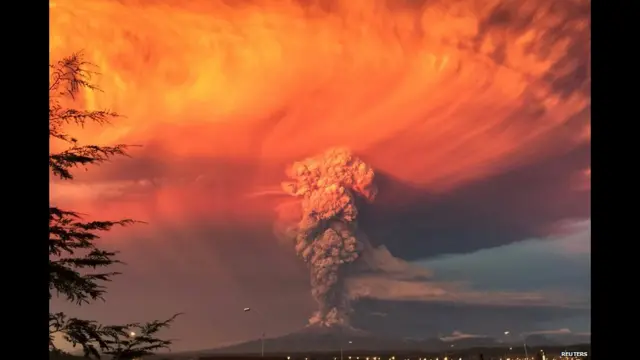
{"left": 49, "top": 52, "right": 178, "bottom": 359}
{"left": 50, "top": 313, "right": 182, "bottom": 359}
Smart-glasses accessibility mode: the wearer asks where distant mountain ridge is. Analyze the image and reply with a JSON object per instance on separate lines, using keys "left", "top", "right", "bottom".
{"left": 203, "top": 324, "right": 590, "bottom": 355}
{"left": 523, "top": 333, "right": 591, "bottom": 347}
{"left": 207, "top": 324, "right": 494, "bottom": 354}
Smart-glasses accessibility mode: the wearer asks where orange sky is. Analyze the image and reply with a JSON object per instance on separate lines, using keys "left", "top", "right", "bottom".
{"left": 48, "top": 0, "right": 590, "bottom": 290}
{"left": 49, "top": 0, "right": 590, "bottom": 349}
{"left": 50, "top": 0, "right": 589, "bottom": 206}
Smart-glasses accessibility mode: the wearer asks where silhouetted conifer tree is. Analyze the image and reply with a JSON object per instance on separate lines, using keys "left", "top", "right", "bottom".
{"left": 49, "top": 52, "right": 180, "bottom": 359}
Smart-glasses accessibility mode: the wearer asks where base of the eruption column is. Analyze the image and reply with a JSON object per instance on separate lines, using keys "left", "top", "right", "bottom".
{"left": 209, "top": 321, "right": 438, "bottom": 354}
{"left": 304, "top": 309, "right": 371, "bottom": 335}
{"left": 301, "top": 322, "right": 371, "bottom": 337}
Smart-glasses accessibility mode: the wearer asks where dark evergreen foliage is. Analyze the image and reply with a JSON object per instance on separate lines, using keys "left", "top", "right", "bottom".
{"left": 49, "top": 52, "right": 180, "bottom": 359}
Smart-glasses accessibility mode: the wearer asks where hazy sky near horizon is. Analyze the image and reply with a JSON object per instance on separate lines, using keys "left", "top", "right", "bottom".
{"left": 50, "top": 0, "right": 590, "bottom": 352}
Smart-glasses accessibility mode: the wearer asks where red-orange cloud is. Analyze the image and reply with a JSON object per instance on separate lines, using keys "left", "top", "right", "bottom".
{"left": 49, "top": 0, "right": 590, "bottom": 335}
{"left": 50, "top": 0, "right": 590, "bottom": 211}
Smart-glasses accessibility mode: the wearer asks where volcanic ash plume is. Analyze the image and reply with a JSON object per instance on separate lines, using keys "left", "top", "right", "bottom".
{"left": 280, "top": 148, "right": 377, "bottom": 327}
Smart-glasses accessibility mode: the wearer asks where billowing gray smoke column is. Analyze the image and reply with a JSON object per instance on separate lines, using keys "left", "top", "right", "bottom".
{"left": 280, "top": 148, "right": 377, "bottom": 327}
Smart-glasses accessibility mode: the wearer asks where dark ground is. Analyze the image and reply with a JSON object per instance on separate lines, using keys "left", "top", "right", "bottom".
{"left": 50, "top": 344, "right": 590, "bottom": 360}
{"left": 153, "top": 344, "right": 590, "bottom": 360}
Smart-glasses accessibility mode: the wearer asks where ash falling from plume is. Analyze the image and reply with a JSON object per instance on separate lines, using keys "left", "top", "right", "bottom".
{"left": 279, "top": 148, "right": 377, "bottom": 327}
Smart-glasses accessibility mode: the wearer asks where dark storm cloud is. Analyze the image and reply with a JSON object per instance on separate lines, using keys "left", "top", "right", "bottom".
{"left": 56, "top": 139, "right": 589, "bottom": 264}
{"left": 417, "top": 222, "right": 590, "bottom": 300}
{"left": 50, "top": 148, "right": 590, "bottom": 351}
{"left": 359, "top": 143, "right": 590, "bottom": 261}
{"left": 476, "top": 0, "right": 590, "bottom": 99}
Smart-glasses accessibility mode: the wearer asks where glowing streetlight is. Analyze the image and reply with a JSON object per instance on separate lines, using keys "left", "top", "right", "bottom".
{"left": 340, "top": 337, "right": 353, "bottom": 360}
{"left": 504, "top": 330, "right": 528, "bottom": 359}
{"left": 242, "top": 307, "right": 265, "bottom": 357}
